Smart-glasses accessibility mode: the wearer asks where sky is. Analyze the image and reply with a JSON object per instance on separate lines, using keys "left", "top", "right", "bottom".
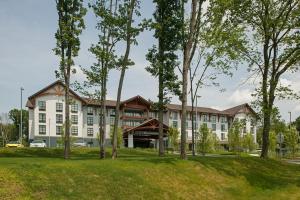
{"left": 0, "top": 0, "right": 300, "bottom": 122}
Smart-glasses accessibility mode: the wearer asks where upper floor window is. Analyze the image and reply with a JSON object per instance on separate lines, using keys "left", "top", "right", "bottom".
{"left": 71, "top": 126, "right": 78, "bottom": 136}
{"left": 202, "top": 114, "right": 208, "bottom": 122}
{"left": 87, "top": 107, "right": 93, "bottom": 115}
{"left": 172, "top": 121, "right": 178, "bottom": 128}
{"left": 221, "top": 133, "right": 225, "bottom": 140}
{"left": 56, "top": 126, "right": 62, "bottom": 135}
{"left": 39, "top": 125, "right": 46, "bottom": 135}
{"left": 211, "top": 115, "right": 217, "bottom": 123}
{"left": 38, "top": 101, "right": 46, "bottom": 111}
{"left": 170, "top": 112, "right": 178, "bottom": 120}
{"left": 212, "top": 123, "right": 216, "bottom": 131}
{"left": 71, "top": 115, "right": 78, "bottom": 125}
{"left": 110, "top": 109, "right": 116, "bottom": 116}
{"left": 221, "top": 124, "right": 227, "bottom": 132}
{"left": 87, "top": 117, "right": 93, "bottom": 126}
{"left": 71, "top": 104, "right": 78, "bottom": 113}
{"left": 110, "top": 116, "right": 115, "bottom": 125}
{"left": 56, "top": 114, "right": 63, "bottom": 124}
{"left": 56, "top": 103, "right": 63, "bottom": 112}
{"left": 221, "top": 116, "right": 227, "bottom": 123}
{"left": 39, "top": 113, "right": 46, "bottom": 123}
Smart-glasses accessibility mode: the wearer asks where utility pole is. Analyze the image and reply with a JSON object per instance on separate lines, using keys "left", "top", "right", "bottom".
{"left": 20, "top": 87, "right": 24, "bottom": 144}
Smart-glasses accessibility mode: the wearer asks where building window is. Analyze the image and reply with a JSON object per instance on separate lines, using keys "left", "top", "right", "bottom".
{"left": 87, "top": 107, "right": 93, "bottom": 115}
{"left": 56, "top": 114, "right": 63, "bottom": 124}
{"left": 56, "top": 103, "right": 63, "bottom": 112}
{"left": 87, "top": 128, "right": 93, "bottom": 136}
{"left": 212, "top": 123, "right": 216, "bottom": 131}
{"left": 71, "top": 126, "right": 78, "bottom": 136}
{"left": 170, "top": 112, "right": 178, "bottom": 120}
{"left": 71, "top": 104, "right": 78, "bottom": 113}
{"left": 172, "top": 121, "right": 178, "bottom": 128}
{"left": 71, "top": 115, "right": 78, "bottom": 125}
{"left": 110, "top": 109, "right": 116, "bottom": 116}
{"left": 221, "top": 133, "right": 225, "bottom": 140}
{"left": 87, "top": 117, "right": 93, "bottom": 126}
{"left": 203, "top": 114, "right": 208, "bottom": 122}
{"left": 38, "top": 101, "right": 46, "bottom": 111}
{"left": 56, "top": 126, "right": 62, "bottom": 135}
{"left": 39, "top": 125, "right": 46, "bottom": 135}
{"left": 39, "top": 113, "right": 46, "bottom": 123}
{"left": 221, "top": 124, "right": 226, "bottom": 132}
{"left": 211, "top": 115, "right": 216, "bottom": 123}
{"left": 221, "top": 116, "right": 227, "bottom": 123}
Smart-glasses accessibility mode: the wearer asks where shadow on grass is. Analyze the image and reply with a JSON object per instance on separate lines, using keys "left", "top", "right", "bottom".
{"left": 190, "top": 155, "right": 300, "bottom": 190}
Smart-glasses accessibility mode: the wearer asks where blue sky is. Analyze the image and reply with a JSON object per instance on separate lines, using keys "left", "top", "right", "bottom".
{"left": 0, "top": 0, "right": 300, "bottom": 121}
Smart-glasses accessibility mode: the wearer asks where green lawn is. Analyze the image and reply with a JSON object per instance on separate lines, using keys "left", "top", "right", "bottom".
{"left": 0, "top": 148, "right": 299, "bottom": 200}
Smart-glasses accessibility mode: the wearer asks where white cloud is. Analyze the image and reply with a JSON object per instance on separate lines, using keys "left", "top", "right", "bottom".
{"left": 228, "top": 89, "right": 254, "bottom": 105}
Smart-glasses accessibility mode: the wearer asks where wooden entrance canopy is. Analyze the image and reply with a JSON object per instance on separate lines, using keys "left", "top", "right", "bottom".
{"left": 123, "top": 118, "right": 169, "bottom": 139}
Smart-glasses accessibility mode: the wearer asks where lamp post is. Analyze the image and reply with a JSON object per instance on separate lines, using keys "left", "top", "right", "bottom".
{"left": 20, "top": 87, "right": 24, "bottom": 144}
{"left": 195, "top": 95, "right": 201, "bottom": 154}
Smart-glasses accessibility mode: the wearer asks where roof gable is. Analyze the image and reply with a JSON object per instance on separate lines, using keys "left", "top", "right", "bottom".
{"left": 121, "top": 95, "right": 151, "bottom": 109}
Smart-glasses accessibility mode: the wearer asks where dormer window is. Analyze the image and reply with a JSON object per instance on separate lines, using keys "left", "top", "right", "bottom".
{"left": 87, "top": 107, "right": 93, "bottom": 115}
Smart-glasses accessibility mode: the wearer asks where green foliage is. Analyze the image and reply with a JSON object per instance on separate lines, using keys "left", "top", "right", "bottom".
{"left": 8, "top": 109, "right": 29, "bottom": 141}
{"left": 228, "top": 120, "right": 242, "bottom": 153}
{"left": 285, "top": 127, "right": 299, "bottom": 158}
{"left": 110, "top": 126, "right": 123, "bottom": 148}
{"left": 167, "top": 127, "right": 180, "bottom": 151}
{"left": 293, "top": 116, "right": 300, "bottom": 133}
{"left": 268, "top": 131, "right": 277, "bottom": 154}
{"left": 242, "top": 133, "right": 256, "bottom": 152}
{"left": 197, "top": 123, "right": 213, "bottom": 155}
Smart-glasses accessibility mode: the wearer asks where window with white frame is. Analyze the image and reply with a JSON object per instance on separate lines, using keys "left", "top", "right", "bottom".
{"left": 87, "top": 117, "right": 93, "bottom": 126}
{"left": 87, "top": 128, "right": 93, "bottom": 136}
{"left": 221, "top": 124, "right": 226, "bottom": 132}
{"left": 221, "top": 116, "right": 227, "bottom": 123}
{"left": 38, "top": 101, "right": 46, "bottom": 111}
{"left": 71, "top": 115, "right": 78, "bottom": 125}
{"left": 87, "top": 107, "right": 93, "bottom": 115}
{"left": 172, "top": 121, "right": 178, "bottom": 128}
{"left": 56, "top": 114, "right": 63, "bottom": 124}
{"left": 56, "top": 102, "right": 63, "bottom": 112}
{"left": 71, "top": 126, "right": 78, "bottom": 136}
{"left": 212, "top": 123, "right": 216, "bottom": 131}
{"left": 39, "top": 113, "right": 46, "bottom": 123}
{"left": 39, "top": 125, "right": 46, "bottom": 135}
{"left": 71, "top": 104, "right": 78, "bottom": 113}
{"left": 56, "top": 126, "right": 62, "bottom": 135}
{"left": 221, "top": 133, "right": 225, "bottom": 140}
{"left": 203, "top": 114, "right": 208, "bottom": 122}
{"left": 211, "top": 115, "right": 216, "bottom": 123}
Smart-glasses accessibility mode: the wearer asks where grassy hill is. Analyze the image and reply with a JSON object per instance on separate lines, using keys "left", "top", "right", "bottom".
{"left": 0, "top": 148, "right": 299, "bottom": 200}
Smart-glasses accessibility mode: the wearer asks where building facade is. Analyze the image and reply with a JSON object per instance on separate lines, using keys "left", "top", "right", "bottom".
{"left": 26, "top": 81, "right": 257, "bottom": 148}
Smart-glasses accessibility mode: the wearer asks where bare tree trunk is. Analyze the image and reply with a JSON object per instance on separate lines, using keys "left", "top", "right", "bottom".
{"left": 112, "top": 0, "right": 136, "bottom": 159}
{"left": 64, "top": 74, "right": 70, "bottom": 159}
{"left": 158, "top": 69, "right": 164, "bottom": 156}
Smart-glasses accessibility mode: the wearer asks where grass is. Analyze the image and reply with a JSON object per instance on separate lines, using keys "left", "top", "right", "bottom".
{"left": 0, "top": 148, "right": 300, "bottom": 200}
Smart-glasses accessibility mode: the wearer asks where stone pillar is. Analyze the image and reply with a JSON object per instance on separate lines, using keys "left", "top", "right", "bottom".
{"left": 128, "top": 133, "right": 133, "bottom": 148}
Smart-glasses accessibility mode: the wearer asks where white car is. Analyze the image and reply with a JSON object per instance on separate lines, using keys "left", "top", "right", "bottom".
{"left": 73, "top": 139, "right": 87, "bottom": 147}
{"left": 30, "top": 140, "right": 47, "bottom": 148}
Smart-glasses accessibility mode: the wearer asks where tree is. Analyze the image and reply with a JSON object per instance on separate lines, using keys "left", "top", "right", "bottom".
{"left": 76, "top": 0, "right": 120, "bottom": 159}
{"left": 112, "top": 0, "right": 146, "bottom": 159}
{"left": 228, "top": 120, "right": 242, "bottom": 153}
{"left": 285, "top": 126, "right": 299, "bottom": 158}
{"left": 292, "top": 116, "right": 300, "bottom": 133}
{"left": 242, "top": 133, "right": 256, "bottom": 152}
{"left": 198, "top": 123, "right": 212, "bottom": 155}
{"left": 54, "top": 0, "right": 87, "bottom": 159}
{"left": 8, "top": 109, "right": 29, "bottom": 143}
{"left": 167, "top": 127, "right": 180, "bottom": 152}
{"left": 220, "top": 0, "right": 300, "bottom": 158}
{"left": 268, "top": 131, "right": 277, "bottom": 154}
{"left": 146, "top": 0, "right": 181, "bottom": 156}
{"left": 110, "top": 126, "right": 123, "bottom": 148}
{"left": 179, "top": 0, "right": 204, "bottom": 160}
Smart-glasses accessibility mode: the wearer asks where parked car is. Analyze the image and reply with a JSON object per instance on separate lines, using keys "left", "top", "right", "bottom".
{"left": 29, "top": 140, "right": 47, "bottom": 148}
{"left": 5, "top": 141, "right": 24, "bottom": 148}
{"left": 73, "top": 139, "right": 87, "bottom": 147}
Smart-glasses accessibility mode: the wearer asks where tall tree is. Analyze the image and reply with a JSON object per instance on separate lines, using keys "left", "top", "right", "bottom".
{"left": 146, "top": 0, "right": 182, "bottom": 156}
{"left": 219, "top": 0, "right": 300, "bottom": 158}
{"left": 8, "top": 109, "right": 29, "bottom": 142}
{"left": 179, "top": 0, "right": 205, "bottom": 160}
{"left": 112, "top": 0, "right": 145, "bottom": 159}
{"left": 54, "top": 0, "right": 86, "bottom": 159}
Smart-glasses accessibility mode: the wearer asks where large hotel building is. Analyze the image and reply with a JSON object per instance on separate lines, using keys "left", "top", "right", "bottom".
{"left": 26, "top": 81, "right": 257, "bottom": 148}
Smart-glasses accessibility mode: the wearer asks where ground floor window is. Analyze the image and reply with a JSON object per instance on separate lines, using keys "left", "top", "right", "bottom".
{"left": 87, "top": 128, "right": 93, "bottom": 137}
{"left": 71, "top": 126, "right": 78, "bottom": 136}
